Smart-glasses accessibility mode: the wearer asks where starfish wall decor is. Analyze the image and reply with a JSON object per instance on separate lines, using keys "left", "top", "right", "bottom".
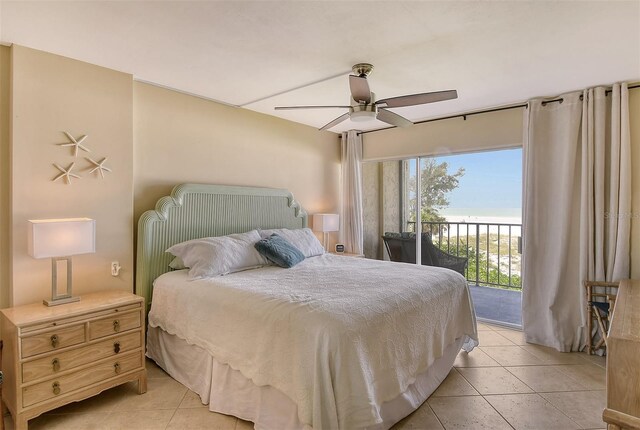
{"left": 59, "top": 131, "right": 91, "bottom": 157}
{"left": 53, "top": 131, "right": 114, "bottom": 185}
{"left": 53, "top": 162, "right": 81, "bottom": 185}
{"left": 86, "top": 157, "right": 112, "bottom": 178}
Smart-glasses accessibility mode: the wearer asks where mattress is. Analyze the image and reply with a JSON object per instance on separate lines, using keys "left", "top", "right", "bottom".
{"left": 148, "top": 254, "right": 478, "bottom": 429}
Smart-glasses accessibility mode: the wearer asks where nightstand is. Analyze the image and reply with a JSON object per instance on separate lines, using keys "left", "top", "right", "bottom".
{"left": 330, "top": 252, "right": 365, "bottom": 258}
{"left": 0, "top": 290, "right": 147, "bottom": 430}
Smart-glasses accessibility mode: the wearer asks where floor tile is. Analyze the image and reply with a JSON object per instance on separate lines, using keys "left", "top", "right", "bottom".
{"left": 391, "top": 402, "right": 444, "bottom": 429}
{"left": 428, "top": 396, "right": 512, "bottom": 429}
{"left": 431, "top": 368, "right": 479, "bottom": 397}
{"left": 506, "top": 366, "right": 588, "bottom": 392}
{"left": 578, "top": 352, "right": 607, "bottom": 368}
{"left": 105, "top": 409, "right": 175, "bottom": 429}
{"left": 478, "top": 330, "right": 516, "bottom": 346}
{"left": 454, "top": 348, "right": 500, "bottom": 368}
{"left": 485, "top": 393, "right": 579, "bottom": 429}
{"left": 494, "top": 329, "right": 528, "bottom": 345}
{"left": 480, "top": 345, "right": 545, "bottom": 366}
{"left": 28, "top": 412, "right": 111, "bottom": 430}
{"left": 166, "top": 408, "right": 238, "bottom": 430}
{"left": 114, "top": 377, "right": 188, "bottom": 411}
{"left": 520, "top": 344, "right": 587, "bottom": 364}
{"left": 146, "top": 358, "right": 172, "bottom": 379}
{"left": 476, "top": 323, "right": 496, "bottom": 331}
{"left": 180, "top": 390, "right": 208, "bottom": 409}
{"left": 551, "top": 364, "right": 606, "bottom": 390}
{"left": 458, "top": 367, "right": 533, "bottom": 395}
{"left": 540, "top": 391, "right": 606, "bottom": 429}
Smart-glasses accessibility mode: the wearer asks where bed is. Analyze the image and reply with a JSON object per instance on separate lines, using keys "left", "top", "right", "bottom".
{"left": 137, "top": 183, "right": 478, "bottom": 430}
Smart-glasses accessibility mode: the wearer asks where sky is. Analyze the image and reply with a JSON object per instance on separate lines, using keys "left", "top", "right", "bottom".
{"left": 409, "top": 148, "right": 522, "bottom": 216}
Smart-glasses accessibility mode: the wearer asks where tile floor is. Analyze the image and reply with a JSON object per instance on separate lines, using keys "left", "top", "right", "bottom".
{"left": 3, "top": 323, "right": 607, "bottom": 430}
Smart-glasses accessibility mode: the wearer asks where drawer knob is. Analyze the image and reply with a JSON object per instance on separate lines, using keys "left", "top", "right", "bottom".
{"left": 114, "top": 362, "right": 121, "bottom": 374}
{"left": 52, "top": 358, "right": 60, "bottom": 372}
{"left": 50, "top": 334, "right": 59, "bottom": 348}
{"left": 114, "top": 342, "right": 121, "bottom": 354}
{"left": 52, "top": 381, "right": 61, "bottom": 395}
{"left": 113, "top": 320, "right": 120, "bottom": 332}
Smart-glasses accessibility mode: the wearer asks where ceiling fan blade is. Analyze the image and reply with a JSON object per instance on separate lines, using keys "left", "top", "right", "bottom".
{"left": 275, "top": 105, "right": 351, "bottom": 110}
{"left": 376, "top": 90, "right": 458, "bottom": 108}
{"left": 349, "top": 75, "right": 371, "bottom": 104}
{"left": 377, "top": 108, "right": 413, "bottom": 128}
{"left": 319, "top": 113, "right": 350, "bottom": 131}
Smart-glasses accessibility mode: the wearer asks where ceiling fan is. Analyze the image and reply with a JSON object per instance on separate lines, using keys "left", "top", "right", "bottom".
{"left": 275, "top": 63, "right": 458, "bottom": 131}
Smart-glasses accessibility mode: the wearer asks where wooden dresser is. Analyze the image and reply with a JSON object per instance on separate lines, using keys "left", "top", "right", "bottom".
{"left": 603, "top": 279, "right": 640, "bottom": 430}
{"left": 0, "top": 290, "right": 147, "bottom": 430}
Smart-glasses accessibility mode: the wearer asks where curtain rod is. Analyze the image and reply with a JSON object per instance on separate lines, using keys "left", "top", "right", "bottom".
{"left": 540, "top": 83, "right": 640, "bottom": 106}
{"left": 356, "top": 83, "right": 640, "bottom": 136}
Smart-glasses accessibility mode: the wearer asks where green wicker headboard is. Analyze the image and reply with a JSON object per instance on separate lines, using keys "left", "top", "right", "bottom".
{"left": 135, "top": 183, "right": 307, "bottom": 313}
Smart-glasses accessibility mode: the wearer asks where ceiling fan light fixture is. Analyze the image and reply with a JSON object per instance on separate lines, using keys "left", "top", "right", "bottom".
{"left": 350, "top": 110, "right": 377, "bottom": 122}
{"left": 275, "top": 62, "right": 458, "bottom": 131}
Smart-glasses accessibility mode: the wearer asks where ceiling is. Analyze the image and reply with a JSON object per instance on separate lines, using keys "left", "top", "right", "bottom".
{"left": 1, "top": 1, "right": 639, "bottom": 133}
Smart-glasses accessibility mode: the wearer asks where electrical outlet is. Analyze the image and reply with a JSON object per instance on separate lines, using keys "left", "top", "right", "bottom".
{"left": 111, "top": 261, "right": 121, "bottom": 276}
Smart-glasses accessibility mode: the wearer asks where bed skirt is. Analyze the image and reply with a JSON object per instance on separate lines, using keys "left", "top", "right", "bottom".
{"left": 146, "top": 326, "right": 464, "bottom": 430}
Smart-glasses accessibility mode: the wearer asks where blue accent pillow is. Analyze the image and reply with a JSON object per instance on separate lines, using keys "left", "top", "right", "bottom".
{"left": 254, "top": 233, "right": 305, "bottom": 268}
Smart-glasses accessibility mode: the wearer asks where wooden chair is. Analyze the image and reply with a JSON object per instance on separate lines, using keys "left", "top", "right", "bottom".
{"left": 583, "top": 280, "right": 619, "bottom": 355}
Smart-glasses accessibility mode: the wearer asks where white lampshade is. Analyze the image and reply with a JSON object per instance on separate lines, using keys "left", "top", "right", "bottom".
{"left": 28, "top": 218, "right": 96, "bottom": 259}
{"left": 312, "top": 214, "right": 339, "bottom": 233}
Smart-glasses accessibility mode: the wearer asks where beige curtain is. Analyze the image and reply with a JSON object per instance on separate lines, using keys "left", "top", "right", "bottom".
{"left": 341, "top": 130, "right": 364, "bottom": 255}
{"left": 580, "top": 85, "right": 631, "bottom": 283}
{"left": 522, "top": 83, "right": 630, "bottom": 352}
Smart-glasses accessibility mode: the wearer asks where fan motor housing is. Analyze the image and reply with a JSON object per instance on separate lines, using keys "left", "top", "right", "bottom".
{"left": 350, "top": 93, "right": 378, "bottom": 122}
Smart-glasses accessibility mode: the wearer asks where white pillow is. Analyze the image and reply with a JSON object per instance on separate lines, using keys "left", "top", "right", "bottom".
{"left": 169, "top": 256, "right": 187, "bottom": 270}
{"left": 166, "top": 230, "right": 267, "bottom": 279}
{"left": 259, "top": 228, "right": 325, "bottom": 258}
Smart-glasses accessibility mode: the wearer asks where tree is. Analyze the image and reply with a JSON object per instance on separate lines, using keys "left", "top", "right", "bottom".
{"left": 406, "top": 158, "right": 465, "bottom": 223}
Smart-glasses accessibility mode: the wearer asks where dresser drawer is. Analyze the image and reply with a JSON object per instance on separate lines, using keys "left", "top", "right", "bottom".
{"left": 22, "top": 351, "right": 142, "bottom": 407}
{"left": 22, "top": 331, "right": 142, "bottom": 383}
{"left": 89, "top": 310, "right": 140, "bottom": 340}
{"left": 21, "top": 324, "right": 86, "bottom": 359}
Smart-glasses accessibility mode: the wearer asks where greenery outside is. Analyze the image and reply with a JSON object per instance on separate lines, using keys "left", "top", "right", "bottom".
{"left": 430, "top": 231, "right": 522, "bottom": 290}
{"left": 405, "top": 158, "right": 521, "bottom": 291}
{"left": 406, "top": 158, "right": 465, "bottom": 224}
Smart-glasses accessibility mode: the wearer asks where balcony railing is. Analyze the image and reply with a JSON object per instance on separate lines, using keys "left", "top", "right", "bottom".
{"left": 406, "top": 221, "right": 522, "bottom": 290}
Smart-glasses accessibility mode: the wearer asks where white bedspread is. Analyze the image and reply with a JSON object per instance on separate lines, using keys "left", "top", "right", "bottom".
{"left": 148, "top": 254, "right": 477, "bottom": 430}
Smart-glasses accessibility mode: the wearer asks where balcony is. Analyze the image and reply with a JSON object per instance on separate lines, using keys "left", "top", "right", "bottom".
{"left": 406, "top": 221, "right": 522, "bottom": 327}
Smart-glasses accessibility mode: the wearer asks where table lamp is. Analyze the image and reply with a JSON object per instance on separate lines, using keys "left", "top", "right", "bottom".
{"left": 312, "top": 214, "right": 339, "bottom": 250}
{"left": 28, "top": 218, "right": 96, "bottom": 306}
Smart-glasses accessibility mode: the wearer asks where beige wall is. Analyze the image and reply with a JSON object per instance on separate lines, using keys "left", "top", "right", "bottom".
{"left": 362, "top": 161, "right": 402, "bottom": 260}
{"left": 133, "top": 82, "right": 340, "bottom": 227}
{"left": 0, "top": 46, "right": 10, "bottom": 309}
{"left": 362, "top": 162, "right": 380, "bottom": 259}
{"left": 362, "top": 107, "right": 523, "bottom": 162}
{"left": 9, "top": 45, "right": 134, "bottom": 306}
{"left": 382, "top": 161, "right": 402, "bottom": 236}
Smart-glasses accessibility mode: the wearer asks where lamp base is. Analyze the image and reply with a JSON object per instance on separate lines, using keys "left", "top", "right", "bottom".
{"left": 43, "top": 295, "right": 80, "bottom": 307}
{"left": 47, "top": 256, "right": 80, "bottom": 306}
